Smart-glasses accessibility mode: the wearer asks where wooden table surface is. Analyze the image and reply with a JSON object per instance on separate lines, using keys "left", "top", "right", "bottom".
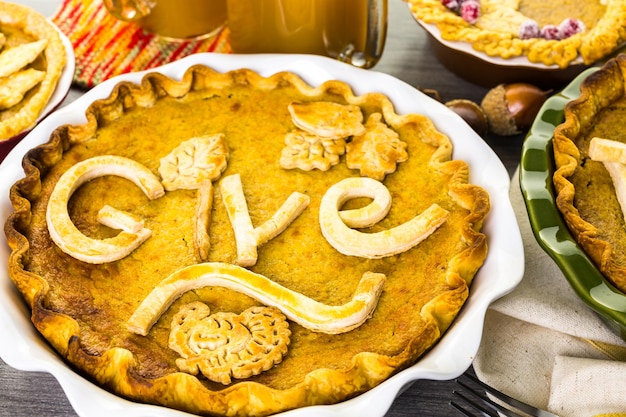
{"left": 0, "top": 1, "right": 531, "bottom": 416}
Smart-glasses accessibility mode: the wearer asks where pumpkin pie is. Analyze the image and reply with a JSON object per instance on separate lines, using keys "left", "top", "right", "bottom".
{"left": 5, "top": 65, "right": 489, "bottom": 416}
{"left": 553, "top": 53, "right": 626, "bottom": 293}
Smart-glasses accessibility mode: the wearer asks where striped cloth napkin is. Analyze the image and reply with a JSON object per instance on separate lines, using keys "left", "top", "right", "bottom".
{"left": 51, "top": 0, "right": 231, "bottom": 88}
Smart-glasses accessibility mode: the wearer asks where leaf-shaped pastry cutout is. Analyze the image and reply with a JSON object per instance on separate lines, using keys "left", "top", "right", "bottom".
{"left": 280, "top": 130, "right": 346, "bottom": 171}
{"left": 346, "top": 113, "right": 409, "bottom": 181}
{"left": 288, "top": 101, "right": 366, "bottom": 138}
{"left": 159, "top": 134, "right": 229, "bottom": 191}
{"left": 169, "top": 302, "right": 290, "bottom": 385}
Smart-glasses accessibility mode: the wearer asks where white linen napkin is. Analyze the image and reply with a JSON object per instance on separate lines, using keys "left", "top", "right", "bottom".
{"left": 473, "top": 167, "right": 626, "bottom": 417}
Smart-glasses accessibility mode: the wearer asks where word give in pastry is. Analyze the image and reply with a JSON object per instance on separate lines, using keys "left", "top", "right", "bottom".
{"left": 47, "top": 159, "right": 448, "bottom": 265}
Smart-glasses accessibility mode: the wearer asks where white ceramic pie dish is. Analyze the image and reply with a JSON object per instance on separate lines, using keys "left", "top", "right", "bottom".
{"left": 0, "top": 53, "right": 524, "bottom": 417}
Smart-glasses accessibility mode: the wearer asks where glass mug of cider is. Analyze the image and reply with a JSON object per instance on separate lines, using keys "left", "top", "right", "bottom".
{"left": 103, "top": 0, "right": 227, "bottom": 40}
{"left": 227, "top": 0, "right": 388, "bottom": 69}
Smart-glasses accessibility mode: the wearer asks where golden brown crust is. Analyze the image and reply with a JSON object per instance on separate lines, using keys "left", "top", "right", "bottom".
{"left": 0, "top": 1, "right": 67, "bottom": 141}
{"left": 553, "top": 54, "right": 626, "bottom": 293}
{"left": 5, "top": 65, "right": 490, "bottom": 416}
{"left": 408, "top": 0, "right": 626, "bottom": 68}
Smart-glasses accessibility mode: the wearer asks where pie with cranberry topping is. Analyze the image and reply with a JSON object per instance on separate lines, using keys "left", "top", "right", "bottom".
{"left": 409, "top": 0, "right": 626, "bottom": 68}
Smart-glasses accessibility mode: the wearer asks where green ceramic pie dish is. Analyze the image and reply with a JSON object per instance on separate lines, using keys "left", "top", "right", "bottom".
{"left": 520, "top": 68, "right": 626, "bottom": 340}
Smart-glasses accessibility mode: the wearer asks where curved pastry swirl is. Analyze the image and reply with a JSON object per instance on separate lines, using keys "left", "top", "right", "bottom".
{"left": 127, "top": 262, "right": 385, "bottom": 336}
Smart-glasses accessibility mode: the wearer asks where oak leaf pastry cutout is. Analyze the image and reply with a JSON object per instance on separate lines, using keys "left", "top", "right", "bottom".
{"left": 169, "top": 301, "right": 291, "bottom": 385}
{"left": 280, "top": 130, "right": 347, "bottom": 171}
{"left": 288, "top": 101, "right": 366, "bottom": 138}
{"left": 159, "top": 134, "right": 229, "bottom": 191}
{"left": 46, "top": 155, "right": 165, "bottom": 264}
{"left": 346, "top": 113, "right": 409, "bottom": 181}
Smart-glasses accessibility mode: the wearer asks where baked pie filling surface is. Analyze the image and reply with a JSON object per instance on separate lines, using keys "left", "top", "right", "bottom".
{"left": 6, "top": 66, "right": 489, "bottom": 416}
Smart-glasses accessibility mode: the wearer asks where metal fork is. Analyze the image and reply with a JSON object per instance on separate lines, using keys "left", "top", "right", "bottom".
{"left": 450, "top": 372, "right": 560, "bottom": 417}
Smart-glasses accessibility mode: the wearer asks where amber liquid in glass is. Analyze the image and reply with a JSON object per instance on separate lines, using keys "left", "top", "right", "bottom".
{"left": 136, "top": 0, "right": 227, "bottom": 39}
{"left": 227, "top": 0, "right": 369, "bottom": 58}
{"left": 104, "top": 0, "right": 227, "bottom": 39}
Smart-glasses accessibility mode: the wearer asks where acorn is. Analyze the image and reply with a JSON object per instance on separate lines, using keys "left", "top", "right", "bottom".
{"left": 480, "top": 83, "right": 551, "bottom": 136}
{"left": 445, "top": 99, "right": 489, "bottom": 137}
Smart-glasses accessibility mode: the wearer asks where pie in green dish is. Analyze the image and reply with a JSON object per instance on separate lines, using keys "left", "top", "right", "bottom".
{"left": 520, "top": 62, "right": 626, "bottom": 340}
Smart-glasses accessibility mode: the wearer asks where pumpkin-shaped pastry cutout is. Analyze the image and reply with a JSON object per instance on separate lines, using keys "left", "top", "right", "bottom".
{"left": 169, "top": 302, "right": 291, "bottom": 385}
